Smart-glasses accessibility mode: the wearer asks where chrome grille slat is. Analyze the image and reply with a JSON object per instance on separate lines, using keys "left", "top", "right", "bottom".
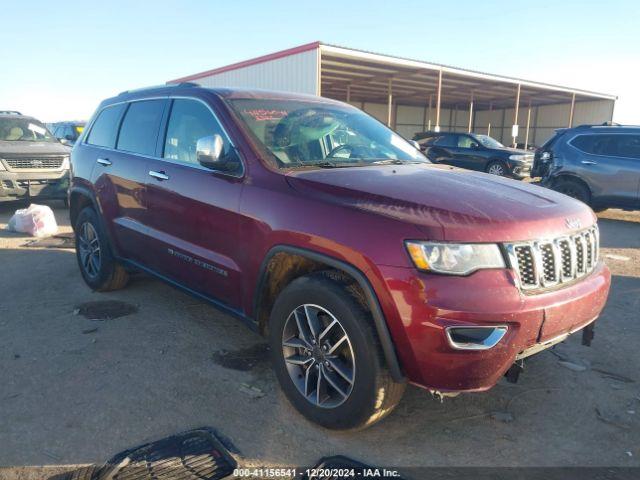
{"left": 506, "top": 226, "right": 599, "bottom": 292}
{"left": 3, "top": 156, "right": 65, "bottom": 169}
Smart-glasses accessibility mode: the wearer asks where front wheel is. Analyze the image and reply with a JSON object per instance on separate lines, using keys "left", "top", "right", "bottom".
{"left": 268, "top": 272, "right": 405, "bottom": 430}
{"left": 553, "top": 178, "right": 590, "bottom": 204}
{"left": 486, "top": 160, "right": 508, "bottom": 176}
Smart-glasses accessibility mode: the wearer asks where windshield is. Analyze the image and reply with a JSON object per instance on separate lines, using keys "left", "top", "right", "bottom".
{"left": 227, "top": 98, "right": 428, "bottom": 168}
{"left": 0, "top": 117, "right": 57, "bottom": 142}
{"left": 474, "top": 134, "right": 504, "bottom": 149}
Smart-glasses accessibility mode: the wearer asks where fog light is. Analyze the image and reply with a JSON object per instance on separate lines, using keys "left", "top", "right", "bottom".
{"left": 445, "top": 326, "right": 508, "bottom": 350}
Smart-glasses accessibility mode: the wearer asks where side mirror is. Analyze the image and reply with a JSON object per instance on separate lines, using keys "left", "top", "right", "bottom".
{"left": 196, "top": 134, "right": 225, "bottom": 169}
{"left": 410, "top": 140, "right": 420, "bottom": 150}
{"left": 470, "top": 142, "right": 480, "bottom": 149}
{"left": 59, "top": 138, "right": 70, "bottom": 145}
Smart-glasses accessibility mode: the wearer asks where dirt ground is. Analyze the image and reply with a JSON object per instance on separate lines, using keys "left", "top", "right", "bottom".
{"left": 0, "top": 200, "right": 639, "bottom": 474}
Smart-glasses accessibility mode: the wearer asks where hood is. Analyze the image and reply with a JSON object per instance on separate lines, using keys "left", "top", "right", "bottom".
{"left": 286, "top": 164, "right": 595, "bottom": 242}
{"left": 495, "top": 146, "right": 534, "bottom": 161}
{"left": 0, "top": 140, "right": 71, "bottom": 156}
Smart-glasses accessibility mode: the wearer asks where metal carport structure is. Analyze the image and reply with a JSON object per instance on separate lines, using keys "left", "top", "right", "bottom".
{"left": 169, "top": 42, "right": 617, "bottom": 147}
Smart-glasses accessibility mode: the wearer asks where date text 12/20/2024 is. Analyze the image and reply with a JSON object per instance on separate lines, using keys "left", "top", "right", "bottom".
{"left": 233, "top": 467, "right": 402, "bottom": 477}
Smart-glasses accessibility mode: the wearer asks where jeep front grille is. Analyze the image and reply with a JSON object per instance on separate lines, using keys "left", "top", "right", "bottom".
{"left": 3, "top": 156, "right": 65, "bottom": 169}
{"left": 506, "top": 226, "right": 599, "bottom": 291}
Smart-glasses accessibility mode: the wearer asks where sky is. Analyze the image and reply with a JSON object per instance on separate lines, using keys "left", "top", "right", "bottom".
{"left": 1, "top": 0, "right": 638, "bottom": 123}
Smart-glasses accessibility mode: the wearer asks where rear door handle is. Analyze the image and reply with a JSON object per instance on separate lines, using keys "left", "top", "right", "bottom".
{"left": 581, "top": 160, "right": 598, "bottom": 165}
{"left": 96, "top": 158, "right": 112, "bottom": 166}
{"left": 149, "top": 170, "right": 169, "bottom": 181}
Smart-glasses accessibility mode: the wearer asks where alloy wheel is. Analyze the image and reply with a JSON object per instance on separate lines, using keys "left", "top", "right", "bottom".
{"left": 281, "top": 304, "right": 355, "bottom": 408}
{"left": 78, "top": 222, "right": 101, "bottom": 278}
{"left": 488, "top": 163, "right": 505, "bottom": 176}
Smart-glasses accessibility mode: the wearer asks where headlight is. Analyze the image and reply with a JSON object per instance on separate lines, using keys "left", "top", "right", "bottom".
{"left": 61, "top": 156, "right": 70, "bottom": 170}
{"left": 0, "top": 159, "right": 5, "bottom": 171}
{"left": 405, "top": 241, "right": 505, "bottom": 275}
{"left": 509, "top": 154, "right": 527, "bottom": 161}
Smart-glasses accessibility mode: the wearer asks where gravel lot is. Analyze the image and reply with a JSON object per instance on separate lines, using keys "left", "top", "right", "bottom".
{"left": 0, "top": 200, "right": 639, "bottom": 474}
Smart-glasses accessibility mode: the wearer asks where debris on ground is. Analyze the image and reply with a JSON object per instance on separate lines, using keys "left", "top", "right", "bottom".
{"left": 211, "top": 343, "right": 269, "bottom": 371}
{"left": 23, "top": 232, "right": 74, "bottom": 249}
{"left": 7, "top": 204, "right": 58, "bottom": 237}
{"left": 595, "top": 407, "right": 631, "bottom": 430}
{"left": 605, "top": 254, "right": 631, "bottom": 261}
{"left": 592, "top": 367, "right": 635, "bottom": 383}
{"left": 558, "top": 360, "right": 589, "bottom": 372}
{"left": 490, "top": 411, "right": 514, "bottom": 423}
{"left": 74, "top": 301, "right": 138, "bottom": 320}
{"left": 239, "top": 383, "right": 265, "bottom": 399}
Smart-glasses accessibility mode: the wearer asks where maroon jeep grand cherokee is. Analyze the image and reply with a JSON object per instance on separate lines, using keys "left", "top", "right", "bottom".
{"left": 70, "top": 84, "right": 610, "bottom": 430}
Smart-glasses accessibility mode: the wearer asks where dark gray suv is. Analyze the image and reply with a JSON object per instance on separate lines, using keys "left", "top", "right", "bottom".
{"left": 532, "top": 125, "right": 640, "bottom": 211}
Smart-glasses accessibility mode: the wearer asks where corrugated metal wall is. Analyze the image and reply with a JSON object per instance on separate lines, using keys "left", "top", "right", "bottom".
{"left": 194, "top": 49, "right": 319, "bottom": 94}
{"left": 355, "top": 99, "right": 614, "bottom": 146}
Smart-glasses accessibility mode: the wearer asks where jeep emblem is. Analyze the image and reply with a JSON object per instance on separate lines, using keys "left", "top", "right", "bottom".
{"left": 565, "top": 217, "right": 581, "bottom": 229}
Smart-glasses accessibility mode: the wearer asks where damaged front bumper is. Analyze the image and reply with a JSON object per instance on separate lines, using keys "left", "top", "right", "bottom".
{"left": 377, "top": 261, "right": 611, "bottom": 393}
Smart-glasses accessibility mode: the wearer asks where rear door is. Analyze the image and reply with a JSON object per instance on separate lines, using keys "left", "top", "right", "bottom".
{"left": 143, "top": 97, "right": 244, "bottom": 309}
{"left": 568, "top": 133, "right": 640, "bottom": 207}
{"left": 425, "top": 134, "right": 459, "bottom": 165}
{"left": 87, "top": 99, "right": 166, "bottom": 264}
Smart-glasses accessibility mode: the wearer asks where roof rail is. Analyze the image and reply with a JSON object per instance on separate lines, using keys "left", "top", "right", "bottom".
{"left": 0, "top": 110, "right": 22, "bottom": 115}
{"left": 575, "top": 122, "right": 622, "bottom": 129}
{"left": 118, "top": 82, "right": 200, "bottom": 96}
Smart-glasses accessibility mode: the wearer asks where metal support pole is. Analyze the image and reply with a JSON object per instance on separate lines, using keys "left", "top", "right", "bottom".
{"left": 387, "top": 78, "right": 393, "bottom": 127}
{"left": 524, "top": 100, "right": 532, "bottom": 150}
{"left": 512, "top": 84, "right": 521, "bottom": 147}
{"left": 568, "top": 92, "right": 576, "bottom": 127}
{"left": 427, "top": 94, "right": 432, "bottom": 131}
{"left": 346, "top": 85, "right": 351, "bottom": 103}
{"left": 468, "top": 93, "right": 474, "bottom": 133}
{"left": 487, "top": 102, "right": 492, "bottom": 136}
{"left": 435, "top": 69, "right": 442, "bottom": 132}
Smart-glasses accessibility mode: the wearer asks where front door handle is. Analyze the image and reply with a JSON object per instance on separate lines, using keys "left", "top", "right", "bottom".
{"left": 96, "top": 158, "right": 112, "bottom": 166}
{"left": 581, "top": 160, "right": 598, "bottom": 165}
{"left": 149, "top": 170, "right": 169, "bottom": 181}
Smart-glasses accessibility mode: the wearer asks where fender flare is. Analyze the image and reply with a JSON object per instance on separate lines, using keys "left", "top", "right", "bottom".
{"left": 254, "top": 245, "right": 405, "bottom": 383}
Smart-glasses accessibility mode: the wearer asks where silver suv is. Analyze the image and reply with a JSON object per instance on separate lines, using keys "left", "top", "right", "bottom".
{"left": 532, "top": 124, "right": 640, "bottom": 211}
{"left": 0, "top": 111, "right": 71, "bottom": 203}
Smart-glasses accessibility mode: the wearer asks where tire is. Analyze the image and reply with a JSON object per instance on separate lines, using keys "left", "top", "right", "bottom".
{"left": 486, "top": 160, "right": 508, "bottom": 176}
{"left": 74, "top": 206, "right": 129, "bottom": 291}
{"left": 268, "top": 271, "right": 406, "bottom": 430}
{"left": 553, "top": 178, "right": 590, "bottom": 204}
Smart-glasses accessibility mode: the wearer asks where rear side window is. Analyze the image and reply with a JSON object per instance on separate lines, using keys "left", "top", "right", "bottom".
{"left": 570, "top": 134, "right": 640, "bottom": 159}
{"left": 86, "top": 104, "right": 125, "bottom": 148}
{"left": 610, "top": 135, "right": 640, "bottom": 159}
{"left": 433, "top": 134, "right": 457, "bottom": 147}
{"left": 116, "top": 100, "right": 165, "bottom": 156}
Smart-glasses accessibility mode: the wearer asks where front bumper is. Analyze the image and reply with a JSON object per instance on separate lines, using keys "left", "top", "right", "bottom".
{"left": 0, "top": 170, "right": 69, "bottom": 201}
{"left": 510, "top": 162, "right": 532, "bottom": 179}
{"left": 376, "top": 261, "right": 611, "bottom": 392}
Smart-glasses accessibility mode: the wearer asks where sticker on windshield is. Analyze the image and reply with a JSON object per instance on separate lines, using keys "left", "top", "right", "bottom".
{"left": 28, "top": 123, "right": 47, "bottom": 135}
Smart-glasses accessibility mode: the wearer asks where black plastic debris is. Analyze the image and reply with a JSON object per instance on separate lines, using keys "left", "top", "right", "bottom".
{"left": 74, "top": 300, "right": 138, "bottom": 320}
{"left": 301, "top": 456, "right": 408, "bottom": 480}
{"left": 49, "top": 428, "right": 236, "bottom": 480}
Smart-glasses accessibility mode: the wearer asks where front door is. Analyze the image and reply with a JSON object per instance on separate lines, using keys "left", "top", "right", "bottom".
{"left": 143, "top": 98, "right": 244, "bottom": 309}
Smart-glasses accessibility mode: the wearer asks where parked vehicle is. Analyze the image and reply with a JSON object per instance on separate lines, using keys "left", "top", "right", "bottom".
{"left": 49, "top": 121, "right": 86, "bottom": 146}
{"left": 70, "top": 85, "right": 611, "bottom": 430}
{"left": 0, "top": 111, "right": 71, "bottom": 203}
{"left": 414, "top": 131, "right": 533, "bottom": 178}
{"left": 532, "top": 124, "right": 640, "bottom": 211}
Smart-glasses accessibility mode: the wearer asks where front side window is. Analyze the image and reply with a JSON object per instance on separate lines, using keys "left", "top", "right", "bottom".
{"left": 457, "top": 135, "right": 477, "bottom": 148}
{"left": 116, "top": 100, "right": 165, "bottom": 155}
{"left": 87, "top": 104, "right": 126, "bottom": 148}
{"left": 227, "top": 98, "right": 426, "bottom": 169}
{"left": 164, "top": 99, "right": 229, "bottom": 165}
{"left": 0, "top": 117, "right": 56, "bottom": 142}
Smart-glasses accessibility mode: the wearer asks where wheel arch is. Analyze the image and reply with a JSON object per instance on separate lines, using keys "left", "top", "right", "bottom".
{"left": 69, "top": 186, "right": 120, "bottom": 257}
{"left": 253, "top": 245, "right": 405, "bottom": 383}
{"left": 552, "top": 173, "right": 593, "bottom": 200}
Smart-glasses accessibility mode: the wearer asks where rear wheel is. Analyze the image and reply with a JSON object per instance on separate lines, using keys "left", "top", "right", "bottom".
{"left": 268, "top": 271, "right": 405, "bottom": 430}
{"left": 75, "top": 206, "right": 129, "bottom": 291}
{"left": 486, "top": 160, "right": 508, "bottom": 176}
{"left": 553, "top": 178, "right": 590, "bottom": 204}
